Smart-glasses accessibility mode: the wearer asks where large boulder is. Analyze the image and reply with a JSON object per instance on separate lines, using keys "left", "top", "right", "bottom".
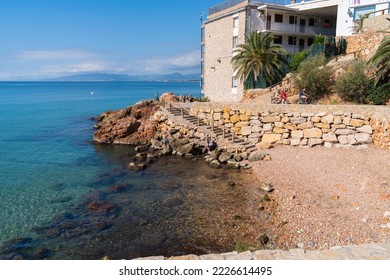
{"left": 93, "top": 100, "right": 160, "bottom": 145}
{"left": 159, "top": 92, "right": 179, "bottom": 103}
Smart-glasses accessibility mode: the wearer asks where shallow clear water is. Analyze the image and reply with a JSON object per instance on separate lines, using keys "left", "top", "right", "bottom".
{"left": 0, "top": 81, "right": 200, "bottom": 245}
{"left": 0, "top": 82, "right": 263, "bottom": 260}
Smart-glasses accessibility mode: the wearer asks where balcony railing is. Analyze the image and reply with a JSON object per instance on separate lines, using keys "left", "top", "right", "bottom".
{"left": 209, "top": 0, "right": 247, "bottom": 16}
{"left": 350, "top": 0, "right": 389, "bottom": 7}
{"left": 258, "top": 21, "right": 336, "bottom": 36}
{"left": 208, "top": 0, "right": 287, "bottom": 16}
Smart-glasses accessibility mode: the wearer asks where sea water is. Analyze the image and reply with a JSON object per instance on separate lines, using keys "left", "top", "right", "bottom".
{"left": 0, "top": 82, "right": 261, "bottom": 259}
{"left": 0, "top": 81, "right": 200, "bottom": 245}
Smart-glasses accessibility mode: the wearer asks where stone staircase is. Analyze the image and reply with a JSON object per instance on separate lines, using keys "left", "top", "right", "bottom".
{"left": 164, "top": 103, "right": 258, "bottom": 154}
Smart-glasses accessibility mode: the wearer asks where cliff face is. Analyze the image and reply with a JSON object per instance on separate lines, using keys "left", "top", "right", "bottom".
{"left": 93, "top": 100, "right": 160, "bottom": 145}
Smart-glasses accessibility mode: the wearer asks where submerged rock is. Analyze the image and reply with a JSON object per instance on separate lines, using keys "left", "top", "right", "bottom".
{"left": 87, "top": 201, "right": 117, "bottom": 214}
{"left": 128, "top": 162, "right": 147, "bottom": 171}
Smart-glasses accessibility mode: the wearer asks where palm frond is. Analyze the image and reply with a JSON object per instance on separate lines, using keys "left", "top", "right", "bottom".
{"left": 231, "top": 31, "right": 288, "bottom": 89}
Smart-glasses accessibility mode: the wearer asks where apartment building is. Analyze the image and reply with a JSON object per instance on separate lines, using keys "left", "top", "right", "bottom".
{"left": 201, "top": 0, "right": 389, "bottom": 102}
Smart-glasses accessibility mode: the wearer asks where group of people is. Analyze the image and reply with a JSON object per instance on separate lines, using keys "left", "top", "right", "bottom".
{"left": 271, "top": 88, "right": 288, "bottom": 104}
{"left": 178, "top": 94, "right": 193, "bottom": 103}
{"left": 271, "top": 88, "right": 309, "bottom": 104}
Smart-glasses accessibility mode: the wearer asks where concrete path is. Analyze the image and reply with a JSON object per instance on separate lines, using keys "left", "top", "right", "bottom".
{"left": 135, "top": 242, "right": 390, "bottom": 260}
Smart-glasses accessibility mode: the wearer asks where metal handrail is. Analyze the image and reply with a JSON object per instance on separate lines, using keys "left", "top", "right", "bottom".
{"left": 164, "top": 100, "right": 236, "bottom": 143}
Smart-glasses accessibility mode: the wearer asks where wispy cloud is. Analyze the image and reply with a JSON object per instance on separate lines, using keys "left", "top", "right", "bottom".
{"left": 17, "top": 49, "right": 95, "bottom": 60}
{"left": 142, "top": 50, "right": 201, "bottom": 74}
{"left": 42, "top": 61, "right": 110, "bottom": 74}
{"left": 1, "top": 48, "right": 201, "bottom": 80}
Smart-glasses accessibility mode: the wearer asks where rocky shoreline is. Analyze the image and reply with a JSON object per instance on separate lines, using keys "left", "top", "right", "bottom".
{"left": 91, "top": 97, "right": 390, "bottom": 260}
{"left": 93, "top": 96, "right": 266, "bottom": 171}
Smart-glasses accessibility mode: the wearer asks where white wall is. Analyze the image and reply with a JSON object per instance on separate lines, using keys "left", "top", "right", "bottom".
{"left": 336, "top": 0, "right": 354, "bottom": 36}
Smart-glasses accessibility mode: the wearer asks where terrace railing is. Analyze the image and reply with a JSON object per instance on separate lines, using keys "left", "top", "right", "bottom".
{"left": 208, "top": 0, "right": 247, "bottom": 16}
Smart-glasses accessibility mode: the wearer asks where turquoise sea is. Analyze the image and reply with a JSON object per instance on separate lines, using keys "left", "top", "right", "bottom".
{"left": 0, "top": 81, "right": 207, "bottom": 258}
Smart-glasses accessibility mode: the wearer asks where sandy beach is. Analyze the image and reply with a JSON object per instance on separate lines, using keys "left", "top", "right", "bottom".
{"left": 250, "top": 145, "right": 390, "bottom": 251}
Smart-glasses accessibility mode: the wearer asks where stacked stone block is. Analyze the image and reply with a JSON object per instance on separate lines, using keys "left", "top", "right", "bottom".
{"left": 195, "top": 107, "right": 376, "bottom": 148}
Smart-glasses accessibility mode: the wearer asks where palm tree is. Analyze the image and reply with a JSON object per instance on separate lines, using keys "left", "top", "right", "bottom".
{"left": 368, "top": 19, "right": 390, "bottom": 86}
{"left": 353, "top": 14, "right": 368, "bottom": 34}
{"left": 232, "top": 31, "right": 288, "bottom": 89}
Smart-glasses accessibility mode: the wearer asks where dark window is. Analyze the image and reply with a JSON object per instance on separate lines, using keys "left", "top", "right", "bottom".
{"left": 289, "top": 15, "right": 297, "bottom": 24}
{"left": 308, "top": 37, "right": 314, "bottom": 46}
{"left": 324, "top": 19, "right": 331, "bottom": 28}
{"left": 288, "top": 36, "right": 296, "bottom": 45}
{"left": 309, "top": 18, "right": 315, "bottom": 26}
{"left": 275, "top": 14, "right": 283, "bottom": 23}
{"left": 274, "top": 35, "right": 282, "bottom": 44}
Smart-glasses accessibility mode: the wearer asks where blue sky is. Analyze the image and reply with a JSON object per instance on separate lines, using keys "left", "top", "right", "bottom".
{"left": 0, "top": 0, "right": 287, "bottom": 80}
{"left": 0, "top": 0, "right": 219, "bottom": 80}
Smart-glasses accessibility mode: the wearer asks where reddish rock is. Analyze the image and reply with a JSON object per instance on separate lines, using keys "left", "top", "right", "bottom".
{"left": 159, "top": 92, "right": 179, "bottom": 103}
{"left": 93, "top": 100, "right": 160, "bottom": 145}
{"left": 87, "top": 201, "right": 116, "bottom": 213}
{"left": 107, "top": 185, "right": 127, "bottom": 193}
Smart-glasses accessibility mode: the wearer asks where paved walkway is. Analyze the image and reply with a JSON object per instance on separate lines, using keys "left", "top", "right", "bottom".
{"left": 135, "top": 242, "right": 390, "bottom": 260}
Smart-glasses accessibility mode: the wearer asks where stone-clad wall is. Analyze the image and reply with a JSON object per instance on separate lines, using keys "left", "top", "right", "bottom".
{"left": 203, "top": 6, "right": 246, "bottom": 102}
{"left": 190, "top": 103, "right": 390, "bottom": 149}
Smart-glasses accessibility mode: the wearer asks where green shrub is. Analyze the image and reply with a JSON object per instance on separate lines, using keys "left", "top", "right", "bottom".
{"left": 193, "top": 96, "right": 210, "bottom": 102}
{"left": 334, "top": 60, "right": 371, "bottom": 104}
{"left": 289, "top": 50, "right": 309, "bottom": 72}
{"left": 234, "top": 241, "right": 251, "bottom": 253}
{"left": 314, "top": 35, "right": 325, "bottom": 44}
{"left": 368, "top": 83, "right": 390, "bottom": 105}
{"left": 292, "top": 54, "right": 332, "bottom": 101}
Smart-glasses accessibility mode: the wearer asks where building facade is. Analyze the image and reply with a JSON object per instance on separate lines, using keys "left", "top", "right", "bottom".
{"left": 202, "top": 0, "right": 389, "bottom": 102}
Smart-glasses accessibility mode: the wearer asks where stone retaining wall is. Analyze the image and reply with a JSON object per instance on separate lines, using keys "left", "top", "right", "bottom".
{"left": 190, "top": 103, "right": 390, "bottom": 149}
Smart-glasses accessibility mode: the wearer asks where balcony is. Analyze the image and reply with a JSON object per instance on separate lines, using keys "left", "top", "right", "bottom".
{"left": 256, "top": 21, "right": 336, "bottom": 36}
{"left": 350, "top": 0, "right": 389, "bottom": 8}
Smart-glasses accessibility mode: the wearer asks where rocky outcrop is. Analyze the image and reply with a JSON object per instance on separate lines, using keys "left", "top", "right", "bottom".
{"left": 159, "top": 92, "right": 179, "bottom": 103}
{"left": 93, "top": 100, "right": 160, "bottom": 145}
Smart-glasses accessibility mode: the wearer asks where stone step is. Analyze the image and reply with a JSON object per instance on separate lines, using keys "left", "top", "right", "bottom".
{"left": 168, "top": 105, "right": 259, "bottom": 154}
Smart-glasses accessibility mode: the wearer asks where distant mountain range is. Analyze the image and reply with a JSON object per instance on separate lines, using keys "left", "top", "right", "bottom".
{"left": 48, "top": 72, "right": 200, "bottom": 82}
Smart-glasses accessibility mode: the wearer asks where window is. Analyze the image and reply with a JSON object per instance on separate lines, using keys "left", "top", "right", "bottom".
{"left": 324, "top": 19, "right": 331, "bottom": 28}
{"left": 289, "top": 15, "right": 297, "bottom": 24}
{"left": 354, "top": 5, "right": 376, "bottom": 20}
{"left": 232, "top": 76, "right": 237, "bottom": 88}
{"left": 274, "top": 35, "right": 282, "bottom": 44}
{"left": 309, "top": 18, "right": 315, "bottom": 26}
{"left": 288, "top": 36, "right": 296, "bottom": 45}
{"left": 233, "top": 16, "right": 239, "bottom": 28}
{"left": 233, "top": 36, "right": 239, "bottom": 48}
{"left": 308, "top": 37, "right": 314, "bottom": 46}
{"left": 275, "top": 14, "right": 283, "bottom": 23}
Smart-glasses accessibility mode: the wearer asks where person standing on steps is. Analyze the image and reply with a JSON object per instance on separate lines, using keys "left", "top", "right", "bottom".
{"left": 281, "top": 88, "right": 287, "bottom": 104}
